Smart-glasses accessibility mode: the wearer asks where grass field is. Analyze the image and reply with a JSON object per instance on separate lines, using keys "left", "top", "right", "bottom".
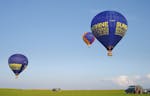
{"left": 0, "top": 89, "right": 149, "bottom": 96}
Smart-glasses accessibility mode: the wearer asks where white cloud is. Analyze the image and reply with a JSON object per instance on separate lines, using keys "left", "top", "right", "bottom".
{"left": 113, "top": 75, "right": 135, "bottom": 87}
{"left": 112, "top": 74, "right": 150, "bottom": 88}
{"left": 134, "top": 75, "right": 141, "bottom": 80}
{"left": 90, "top": 9, "right": 102, "bottom": 15}
{"left": 146, "top": 74, "right": 150, "bottom": 79}
{"left": 98, "top": 74, "right": 150, "bottom": 89}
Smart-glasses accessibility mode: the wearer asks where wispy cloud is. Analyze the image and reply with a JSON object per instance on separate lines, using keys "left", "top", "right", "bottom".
{"left": 113, "top": 74, "right": 150, "bottom": 87}
{"left": 99, "top": 74, "right": 150, "bottom": 89}
{"left": 146, "top": 74, "right": 150, "bottom": 79}
{"left": 90, "top": 9, "right": 102, "bottom": 15}
{"left": 90, "top": 9, "right": 139, "bottom": 23}
{"left": 112, "top": 75, "right": 135, "bottom": 87}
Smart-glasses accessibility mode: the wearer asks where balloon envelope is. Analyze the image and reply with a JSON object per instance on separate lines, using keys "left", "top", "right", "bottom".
{"left": 8, "top": 54, "right": 28, "bottom": 77}
{"left": 91, "top": 11, "right": 128, "bottom": 56}
{"left": 82, "top": 32, "right": 95, "bottom": 46}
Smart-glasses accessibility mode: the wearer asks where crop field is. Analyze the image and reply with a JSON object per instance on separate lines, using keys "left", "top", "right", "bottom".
{"left": 0, "top": 89, "right": 149, "bottom": 96}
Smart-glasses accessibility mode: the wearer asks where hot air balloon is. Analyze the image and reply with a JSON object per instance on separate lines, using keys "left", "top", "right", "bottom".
{"left": 91, "top": 11, "right": 128, "bottom": 56}
{"left": 8, "top": 54, "right": 28, "bottom": 78}
{"left": 82, "top": 32, "right": 95, "bottom": 46}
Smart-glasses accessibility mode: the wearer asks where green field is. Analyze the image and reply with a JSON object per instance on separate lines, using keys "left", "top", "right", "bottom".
{"left": 0, "top": 89, "right": 149, "bottom": 96}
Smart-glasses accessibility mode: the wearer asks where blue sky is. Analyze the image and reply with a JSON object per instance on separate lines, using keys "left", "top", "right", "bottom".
{"left": 0, "top": 0, "right": 150, "bottom": 90}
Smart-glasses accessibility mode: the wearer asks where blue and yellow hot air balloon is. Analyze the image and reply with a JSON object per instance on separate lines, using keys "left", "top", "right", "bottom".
{"left": 91, "top": 11, "right": 128, "bottom": 56}
{"left": 8, "top": 54, "right": 28, "bottom": 78}
{"left": 82, "top": 32, "right": 95, "bottom": 46}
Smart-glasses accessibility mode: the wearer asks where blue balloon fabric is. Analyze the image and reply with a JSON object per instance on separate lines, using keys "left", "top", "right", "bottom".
{"left": 91, "top": 11, "right": 128, "bottom": 56}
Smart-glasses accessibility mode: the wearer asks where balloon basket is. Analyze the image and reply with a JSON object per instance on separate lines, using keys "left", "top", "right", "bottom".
{"left": 107, "top": 51, "right": 112, "bottom": 56}
{"left": 15, "top": 75, "right": 19, "bottom": 79}
{"left": 87, "top": 44, "right": 91, "bottom": 48}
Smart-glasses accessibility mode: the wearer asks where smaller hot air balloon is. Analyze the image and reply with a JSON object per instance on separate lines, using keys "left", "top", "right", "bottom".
{"left": 82, "top": 32, "right": 95, "bottom": 46}
{"left": 8, "top": 54, "right": 28, "bottom": 79}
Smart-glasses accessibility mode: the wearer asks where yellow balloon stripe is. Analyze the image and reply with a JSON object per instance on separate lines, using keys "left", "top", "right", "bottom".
{"left": 115, "top": 22, "right": 128, "bottom": 37}
{"left": 9, "top": 63, "right": 22, "bottom": 71}
{"left": 91, "top": 22, "right": 109, "bottom": 36}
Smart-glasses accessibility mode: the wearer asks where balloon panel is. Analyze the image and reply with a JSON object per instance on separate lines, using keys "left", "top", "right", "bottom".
{"left": 8, "top": 54, "right": 28, "bottom": 65}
